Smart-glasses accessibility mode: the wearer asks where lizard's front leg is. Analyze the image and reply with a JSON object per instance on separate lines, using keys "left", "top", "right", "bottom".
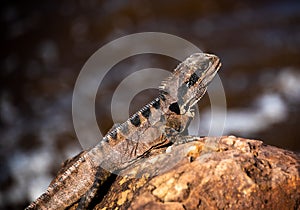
{"left": 165, "top": 108, "right": 219, "bottom": 150}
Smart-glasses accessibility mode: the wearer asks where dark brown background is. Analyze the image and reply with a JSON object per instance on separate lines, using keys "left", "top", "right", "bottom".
{"left": 1, "top": 0, "right": 299, "bottom": 209}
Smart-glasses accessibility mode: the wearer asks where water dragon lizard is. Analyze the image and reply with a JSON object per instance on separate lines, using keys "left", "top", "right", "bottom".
{"left": 26, "top": 52, "right": 221, "bottom": 209}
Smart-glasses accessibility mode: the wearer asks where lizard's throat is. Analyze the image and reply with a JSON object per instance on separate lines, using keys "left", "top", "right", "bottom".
{"left": 180, "top": 86, "right": 208, "bottom": 114}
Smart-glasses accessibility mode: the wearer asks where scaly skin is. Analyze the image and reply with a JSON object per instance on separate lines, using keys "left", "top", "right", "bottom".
{"left": 26, "top": 53, "right": 221, "bottom": 210}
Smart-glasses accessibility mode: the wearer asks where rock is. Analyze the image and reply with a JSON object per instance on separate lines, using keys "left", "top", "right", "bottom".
{"left": 92, "top": 136, "right": 300, "bottom": 210}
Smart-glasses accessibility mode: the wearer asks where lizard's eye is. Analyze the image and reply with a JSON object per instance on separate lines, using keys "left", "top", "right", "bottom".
{"left": 199, "top": 60, "right": 210, "bottom": 71}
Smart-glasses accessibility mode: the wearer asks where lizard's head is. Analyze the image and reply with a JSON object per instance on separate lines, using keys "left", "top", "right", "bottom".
{"left": 159, "top": 53, "right": 221, "bottom": 115}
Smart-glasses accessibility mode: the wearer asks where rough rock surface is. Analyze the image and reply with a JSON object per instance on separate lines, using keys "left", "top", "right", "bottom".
{"left": 68, "top": 136, "right": 300, "bottom": 209}
{"left": 93, "top": 136, "right": 300, "bottom": 210}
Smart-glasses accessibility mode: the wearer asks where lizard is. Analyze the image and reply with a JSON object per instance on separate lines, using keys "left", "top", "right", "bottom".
{"left": 25, "top": 52, "right": 221, "bottom": 210}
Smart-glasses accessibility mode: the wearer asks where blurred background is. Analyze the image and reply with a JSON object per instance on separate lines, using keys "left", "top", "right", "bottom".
{"left": 1, "top": 0, "right": 300, "bottom": 208}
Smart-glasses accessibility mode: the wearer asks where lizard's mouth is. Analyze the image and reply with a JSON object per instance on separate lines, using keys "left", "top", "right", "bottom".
{"left": 201, "top": 54, "right": 222, "bottom": 86}
{"left": 188, "top": 56, "right": 222, "bottom": 108}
